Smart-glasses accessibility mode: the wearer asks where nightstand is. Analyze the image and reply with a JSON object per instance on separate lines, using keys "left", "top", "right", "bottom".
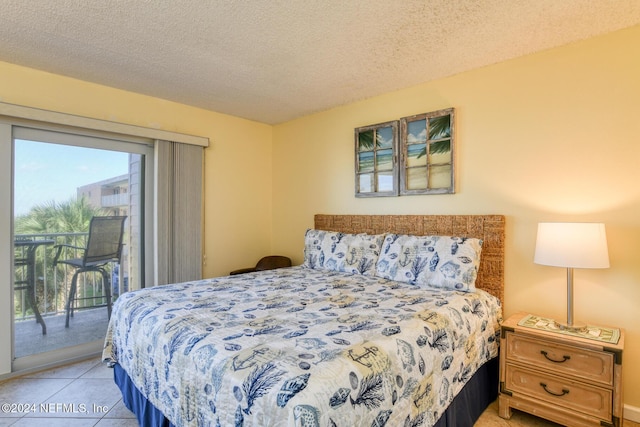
{"left": 499, "top": 312, "right": 624, "bottom": 427}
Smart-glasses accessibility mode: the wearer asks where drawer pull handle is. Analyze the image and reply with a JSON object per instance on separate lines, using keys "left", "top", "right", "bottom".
{"left": 540, "top": 350, "right": 570, "bottom": 363}
{"left": 540, "top": 382, "right": 570, "bottom": 397}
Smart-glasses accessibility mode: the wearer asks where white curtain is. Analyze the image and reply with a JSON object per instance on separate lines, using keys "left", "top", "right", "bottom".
{"left": 155, "top": 140, "right": 203, "bottom": 285}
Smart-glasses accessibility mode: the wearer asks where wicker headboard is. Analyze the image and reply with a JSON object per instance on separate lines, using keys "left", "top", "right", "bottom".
{"left": 314, "top": 214, "right": 505, "bottom": 304}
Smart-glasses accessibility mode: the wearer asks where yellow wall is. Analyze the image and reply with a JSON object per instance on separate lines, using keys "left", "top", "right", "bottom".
{"left": 0, "top": 60, "right": 274, "bottom": 278}
{"left": 273, "top": 25, "right": 640, "bottom": 407}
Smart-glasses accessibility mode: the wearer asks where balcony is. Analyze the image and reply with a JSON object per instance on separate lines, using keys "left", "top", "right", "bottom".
{"left": 15, "top": 306, "right": 110, "bottom": 358}
{"left": 101, "top": 193, "right": 129, "bottom": 207}
{"left": 13, "top": 232, "right": 125, "bottom": 359}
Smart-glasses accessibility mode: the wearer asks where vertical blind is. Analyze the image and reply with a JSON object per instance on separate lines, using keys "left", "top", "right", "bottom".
{"left": 156, "top": 140, "right": 203, "bottom": 285}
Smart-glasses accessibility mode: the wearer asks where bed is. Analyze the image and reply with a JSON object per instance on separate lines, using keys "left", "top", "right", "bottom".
{"left": 103, "top": 214, "right": 505, "bottom": 427}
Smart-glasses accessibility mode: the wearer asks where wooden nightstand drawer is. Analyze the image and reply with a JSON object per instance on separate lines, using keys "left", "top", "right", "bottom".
{"left": 504, "top": 364, "right": 613, "bottom": 421}
{"left": 499, "top": 312, "right": 624, "bottom": 427}
{"left": 505, "top": 332, "right": 614, "bottom": 386}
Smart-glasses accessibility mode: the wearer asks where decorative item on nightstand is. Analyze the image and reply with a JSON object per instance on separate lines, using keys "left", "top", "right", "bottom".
{"left": 533, "top": 222, "right": 609, "bottom": 333}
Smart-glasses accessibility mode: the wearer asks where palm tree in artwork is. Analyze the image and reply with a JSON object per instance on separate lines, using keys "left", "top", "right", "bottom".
{"left": 358, "top": 129, "right": 377, "bottom": 151}
{"left": 416, "top": 114, "right": 451, "bottom": 158}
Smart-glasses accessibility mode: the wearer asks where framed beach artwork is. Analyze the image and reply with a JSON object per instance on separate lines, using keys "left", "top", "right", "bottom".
{"left": 354, "top": 108, "right": 454, "bottom": 197}
{"left": 400, "top": 108, "right": 455, "bottom": 195}
{"left": 354, "top": 120, "right": 399, "bottom": 197}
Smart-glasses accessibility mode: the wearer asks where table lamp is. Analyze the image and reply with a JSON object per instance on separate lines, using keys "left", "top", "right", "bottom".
{"left": 533, "top": 222, "right": 609, "bottom": 332}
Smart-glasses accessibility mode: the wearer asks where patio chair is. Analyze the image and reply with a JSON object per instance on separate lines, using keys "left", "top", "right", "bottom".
{"left": 53, "top": 216, "right": 126, "bottom": 328}
{"left": 229, "top": 255, "right": 292, "bottom": 275}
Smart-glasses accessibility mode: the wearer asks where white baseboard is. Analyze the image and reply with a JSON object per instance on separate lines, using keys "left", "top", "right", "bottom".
{"left": 626, "top": 404, "right": 640, "bottom": 423}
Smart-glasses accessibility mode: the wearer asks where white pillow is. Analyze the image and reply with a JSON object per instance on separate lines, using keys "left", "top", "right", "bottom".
{"left": 375, "top": 234, "right": 483, "bottom": 292}
{"left": 303, "top": 229, "right": 385, "bottom": 276}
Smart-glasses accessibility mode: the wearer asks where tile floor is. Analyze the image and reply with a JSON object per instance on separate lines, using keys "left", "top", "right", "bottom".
{"left": 0, "top": 357, "right": 637, "bottom": 426}
{"left": 0, "top": 358, "right": 136, "bottom": 426}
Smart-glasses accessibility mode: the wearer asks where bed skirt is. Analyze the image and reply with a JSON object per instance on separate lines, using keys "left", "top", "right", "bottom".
{"left": 113, "top": 356, "right": 498, "bottom": 427}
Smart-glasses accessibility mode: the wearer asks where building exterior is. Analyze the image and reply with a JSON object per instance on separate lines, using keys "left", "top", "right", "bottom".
{"left": 76, "top": 174, "right": 129, "bottom": 217}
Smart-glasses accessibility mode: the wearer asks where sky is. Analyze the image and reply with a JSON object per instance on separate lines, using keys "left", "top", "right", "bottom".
{"left": 14, "top": 140, "right": 129, "bottom": 216}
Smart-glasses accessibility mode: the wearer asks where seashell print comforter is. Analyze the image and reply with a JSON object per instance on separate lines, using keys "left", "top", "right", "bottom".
{"left": 103, "top": 266, "right": 501, "bottom": 427}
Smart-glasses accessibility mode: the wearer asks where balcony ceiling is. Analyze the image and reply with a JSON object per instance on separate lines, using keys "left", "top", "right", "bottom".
{"left": 1, "top": 1, "right": 639, "bottom": 125}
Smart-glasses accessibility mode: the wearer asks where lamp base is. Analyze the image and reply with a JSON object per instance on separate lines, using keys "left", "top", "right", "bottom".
{"left": 553, "top": 320, "right": 588, "bottom": 333}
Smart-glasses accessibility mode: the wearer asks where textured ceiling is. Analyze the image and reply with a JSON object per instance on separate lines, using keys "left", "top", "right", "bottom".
{"left": 1, "top": 1, "right": 639, "bottom": 124}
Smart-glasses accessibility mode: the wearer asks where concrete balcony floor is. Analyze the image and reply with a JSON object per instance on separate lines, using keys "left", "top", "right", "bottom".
{"left": 14, "top": 307, "right": 110, "bottom": 359}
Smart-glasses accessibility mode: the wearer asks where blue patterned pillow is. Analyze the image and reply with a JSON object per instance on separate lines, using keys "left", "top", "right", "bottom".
{"left": 375, "top": 234, "right": 483, "bottom": 292}
{"left": 303, "top": 229, "right": 385, "bottom": 275}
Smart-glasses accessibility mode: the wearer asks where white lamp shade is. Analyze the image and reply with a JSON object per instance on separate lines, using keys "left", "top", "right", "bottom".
{"left": 534, "top": 222, "right": 610, "bottom": 269}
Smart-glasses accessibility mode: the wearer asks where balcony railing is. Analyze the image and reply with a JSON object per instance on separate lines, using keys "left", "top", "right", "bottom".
{"left": 13, "top": 232, "right": 122, "bottom": 321}
{"left": 101, "top": 193, "right": 128, "bottom": 207}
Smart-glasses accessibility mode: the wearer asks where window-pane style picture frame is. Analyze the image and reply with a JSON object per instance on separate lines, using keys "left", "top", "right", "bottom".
{"left": 400, "top": 108, "right": 454, "bottom": 195}
{"left": 354, "top": 120, "right": 399, "bottom": 197}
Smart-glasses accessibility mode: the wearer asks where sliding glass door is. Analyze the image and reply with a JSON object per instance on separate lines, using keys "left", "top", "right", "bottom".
{"left": 10, "top": 126, "right": 154, "bottom": 370}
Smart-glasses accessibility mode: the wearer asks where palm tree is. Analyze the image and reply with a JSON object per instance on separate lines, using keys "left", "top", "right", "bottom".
{"left": 357, "top": 115, "right": 451, "bottom": 157}
{"left": 15, "top": 196, "right": 105, "bottom": 235}
{"left": 417, "top": 114, "right": 451, "bottom": 158}
{"left": 357, "top": 129, "right": 376, "bottom": 151}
